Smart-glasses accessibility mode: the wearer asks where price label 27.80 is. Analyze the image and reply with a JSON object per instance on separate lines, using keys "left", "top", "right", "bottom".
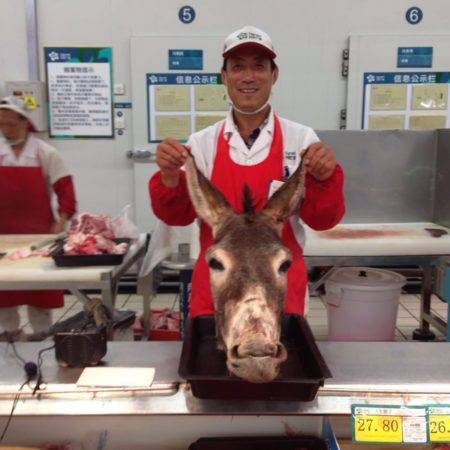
{"left": 352, "top": 405, "right": 428, "bottom": 444}
{"left": 354, "top": 415, "right": 402, "bottom": 443}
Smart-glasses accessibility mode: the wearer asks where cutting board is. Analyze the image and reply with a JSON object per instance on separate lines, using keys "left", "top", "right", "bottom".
{"left": 303, "top": 222, "right": 450, "bottom": 256}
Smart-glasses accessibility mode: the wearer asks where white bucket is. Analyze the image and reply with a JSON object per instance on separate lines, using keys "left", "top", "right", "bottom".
{"left": 325, "top": 267, "right": 406, "bottom": 341}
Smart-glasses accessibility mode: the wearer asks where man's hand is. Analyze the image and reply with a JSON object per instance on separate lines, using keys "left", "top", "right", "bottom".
{"left": 156, "top": 138, "right": 189, "bottom": 187}
{"left": 50, "top": 213, "right": 68, "bottom": 234}
{"left": 301, "top": 142, "right": 336, "bottom": 181}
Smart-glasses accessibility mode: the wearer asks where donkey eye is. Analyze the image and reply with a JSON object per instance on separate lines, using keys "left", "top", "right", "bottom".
{"left": 278, "top": 259, "right": 291, "bottom": 273}
{"left": 208, "top": 257, "right": 225, "bottom": 271}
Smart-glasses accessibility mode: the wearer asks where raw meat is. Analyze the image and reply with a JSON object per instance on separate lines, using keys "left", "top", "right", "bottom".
{"left": 63, "top": 212, "right": 128, "bottom": 256}
{"left": 6, "top": 247, "right": 52, "bottom": 260}
{"left": 69, "top": 212, "right": 115, "bottom": 238}
{"left": 150, "top": 309, "right": 180, "bottom": 331}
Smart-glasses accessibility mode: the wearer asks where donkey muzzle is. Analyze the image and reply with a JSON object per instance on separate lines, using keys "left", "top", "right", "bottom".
{"left": 226, "top": 335, "right": 287, "bottom": 383}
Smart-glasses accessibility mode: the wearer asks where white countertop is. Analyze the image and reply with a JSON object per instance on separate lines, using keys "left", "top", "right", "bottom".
{"left": 304, "top": 222, "right": 450, "bottom": 257}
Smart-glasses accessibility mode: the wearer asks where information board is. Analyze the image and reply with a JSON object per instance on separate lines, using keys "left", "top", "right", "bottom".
{"left": 146, "top": 73, "right": 228, "bottom": 142}
{"left": 45, "top": 47, "right": 113, "bottom": 138}
{"left": 362, "top": 72, "right": 450, "bottom": 130}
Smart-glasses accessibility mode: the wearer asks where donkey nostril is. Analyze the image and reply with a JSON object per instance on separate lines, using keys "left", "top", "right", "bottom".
{"left": 275, "top": 344, "right": 282, "bottom": 357}
{"left": 231, "top": 345, "right": 241, "bottom": 358}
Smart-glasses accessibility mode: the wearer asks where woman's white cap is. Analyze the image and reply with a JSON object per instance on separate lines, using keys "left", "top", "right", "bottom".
{"left": 0, "top": 96, "right": 38, "bottom": 132}
{"left": 222, "top": 25, "right": 276, "bottom": 59}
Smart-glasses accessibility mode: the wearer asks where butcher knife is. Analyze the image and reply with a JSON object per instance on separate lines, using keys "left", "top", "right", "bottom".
{"left": 30, "top": 231, "right": 66, "bottom": 250}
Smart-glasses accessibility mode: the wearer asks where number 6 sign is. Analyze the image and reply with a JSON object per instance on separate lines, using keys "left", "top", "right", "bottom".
{"left": 405, "top": 6, "right": 423, "bottom": 25}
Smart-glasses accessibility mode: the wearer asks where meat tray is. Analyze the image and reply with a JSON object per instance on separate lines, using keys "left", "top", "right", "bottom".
{"left": 178, "top": 314, "right": 331, "bottom": 401}
{"left": 188, "top": 435, "right": 329, "bottom": 450}
{"left": 51, "top": 238, "right": 131, "bottom": 267}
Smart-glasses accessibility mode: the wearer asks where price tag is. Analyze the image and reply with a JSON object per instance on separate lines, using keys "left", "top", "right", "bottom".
{"left": 352, "top": 405, "right": 427, "bottom": 444}
{"left": 428, "top": 406, "right": 450, "bottom": 442}
{"left": 354, "top": 414, "right": 402, "bottom": 442}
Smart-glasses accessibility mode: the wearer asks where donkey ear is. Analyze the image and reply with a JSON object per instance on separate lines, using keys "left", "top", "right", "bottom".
{"left": 184, "top": 154, "right": 234, "bottom": 235}
{"left": 261, "top": 159, "right": 307, "bottom": 233}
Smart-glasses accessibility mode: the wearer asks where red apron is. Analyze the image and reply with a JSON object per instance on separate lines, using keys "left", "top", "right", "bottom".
{"left": 0, "top": 160, "right": 64, "bottom": 308}
{"left": 189, "top": 116, "right": 307, "bottom": 317}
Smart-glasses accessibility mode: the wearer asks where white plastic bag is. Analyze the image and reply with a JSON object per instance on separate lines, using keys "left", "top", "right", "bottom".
{"left": 139, "top": 219, "right": 173, "bottom": 276}
{"left": 109, "top": 204, "right": 140, "bottom": 239}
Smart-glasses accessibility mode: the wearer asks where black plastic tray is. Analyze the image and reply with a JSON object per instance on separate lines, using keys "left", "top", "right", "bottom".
{"left": 178, "top": 314, "right": 331, "bottom": 401}
{"left": 189, "top": 435, "right": 329, "bottom": 450}
{"left": 51, "top": 238, "right": 130, "bottom": 267}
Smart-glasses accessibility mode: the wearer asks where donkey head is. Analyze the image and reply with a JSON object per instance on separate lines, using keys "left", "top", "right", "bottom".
{"left": 184, "top": 154, "right": 306, "bottom": 383}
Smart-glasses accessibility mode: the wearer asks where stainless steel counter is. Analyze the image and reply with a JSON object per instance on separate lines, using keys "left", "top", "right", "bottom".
{"left": 1, "top": 341, "right": 449, "bottom": 416}
{"left": 1, "top": 341, "right": 449, "bottom": 449}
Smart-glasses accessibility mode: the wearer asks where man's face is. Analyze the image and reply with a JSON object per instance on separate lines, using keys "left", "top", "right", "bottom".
{"left": 221, "top": 47, "right": 278, "bottom": 114}
{"left": 0, "top": 110, "right": 28, "bottom": 141}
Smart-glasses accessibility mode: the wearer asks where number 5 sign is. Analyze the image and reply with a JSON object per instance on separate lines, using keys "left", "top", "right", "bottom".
{"left": 179, "top": 5, "right": 196, "bottom": 24}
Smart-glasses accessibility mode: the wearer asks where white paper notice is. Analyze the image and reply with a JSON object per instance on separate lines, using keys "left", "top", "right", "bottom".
{"left": 76, "top": 367, "right": 155, "bottom": 387}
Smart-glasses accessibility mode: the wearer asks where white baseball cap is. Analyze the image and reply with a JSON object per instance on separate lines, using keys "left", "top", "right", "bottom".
{"left": 0, "top": 96, "right": 38, "bottom": 132}
{"left": 222, "top": 25, "right": 276, "bottom": 59}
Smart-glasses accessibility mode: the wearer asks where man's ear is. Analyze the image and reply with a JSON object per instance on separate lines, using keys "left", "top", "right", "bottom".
{"left": 221, "top": 68, "right": 227, "bottom": 87}
{"left": 272, "top": 66, "right": 279, "bottom": 84}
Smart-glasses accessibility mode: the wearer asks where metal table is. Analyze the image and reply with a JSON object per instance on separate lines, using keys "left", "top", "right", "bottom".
{"left": 303, "top": 223, "right": 450, "bottom": 341}
{"left": 306, "top": 254, "right": 449, "bottom": 340}
{"left": 0, "top": 234, "right": 152, "bottom": 318}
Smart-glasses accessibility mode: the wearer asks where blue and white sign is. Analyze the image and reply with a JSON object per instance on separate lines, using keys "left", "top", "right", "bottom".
{"left": 169, "top": 50, "right": 203, "bottom": 70}
{"left": 364, "top": 72, "right": 450, "bottom": 85}
{"left": 147, "top": 73, "right": 221, "bottom": 85}
{"left": 114, "top": 102, "right": 132, "bottom": 109}
{"left": 397, "top": 47, "right": 432, "bottom": 68}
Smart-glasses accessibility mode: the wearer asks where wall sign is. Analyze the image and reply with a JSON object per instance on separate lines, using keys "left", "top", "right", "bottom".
{"left": 146, "top": 73, "right": 228, "bottom": 143}
{"left": 178, "top": 5, "right": 196, "bottom": 24}
{"left": 169, "top": 50, "right": 203, "bottom": 70}
{"left": 397, "top": 47, "right": 433, "bottom": 68}
{"left": 44, "top": 47, "right": 113, "bottom": 139}
{"left": 405, "top": 6, "right": 423, "bottom": 25}
{"left": 362, "top": 71, "right": 450, "bottom": 130}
